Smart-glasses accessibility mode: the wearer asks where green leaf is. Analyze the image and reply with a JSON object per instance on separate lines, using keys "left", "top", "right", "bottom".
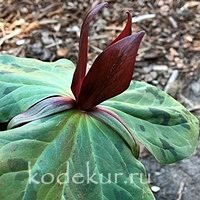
{"left": 0, "top": 55, "right": 198, "bottom": 199}
{"left": 0, "top": 55, "right": 75, "bottom": 122}
{"left": 0, "top": 110, "right": 154, "bottom": 200}
{"left": 102, "top": 81, "right": 199, "bottom": 164}
{"left": 89, "top": 107, "right": 140, "bottom": 158}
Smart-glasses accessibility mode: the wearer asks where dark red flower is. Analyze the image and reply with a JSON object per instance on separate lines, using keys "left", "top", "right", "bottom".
{"left": 71, "top": 2, "right": 145, "bottom": 110}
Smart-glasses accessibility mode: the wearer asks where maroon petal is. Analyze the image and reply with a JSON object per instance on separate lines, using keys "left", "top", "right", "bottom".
{"left": 107, "top": 12, "right": 132, "bottom": 47}
{"left": 8, "top": 97, "right": 75, "bottom": 129}
{"left": 71, "top": 2, "right": 107, "bottom": 100}
{"left": 78, "top": 31, "right": 145, "bottom": 110}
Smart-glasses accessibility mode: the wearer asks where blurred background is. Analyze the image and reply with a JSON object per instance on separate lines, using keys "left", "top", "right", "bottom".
{"left": 0, "top": 0, "right": 200, "bottom": 199}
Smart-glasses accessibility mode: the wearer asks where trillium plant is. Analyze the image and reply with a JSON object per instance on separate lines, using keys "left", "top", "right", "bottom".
{"left": 0, "top": 2, "right": 199, "bottom": 200}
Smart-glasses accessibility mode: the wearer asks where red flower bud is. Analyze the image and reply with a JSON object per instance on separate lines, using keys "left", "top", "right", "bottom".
{"left": 71, "top": 3, "right": 145, "bottom": 110}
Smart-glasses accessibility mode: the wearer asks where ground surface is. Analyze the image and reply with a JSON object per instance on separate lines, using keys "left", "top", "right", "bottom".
{"left": 0, "top": 0, "right": 200, "bottom": 199}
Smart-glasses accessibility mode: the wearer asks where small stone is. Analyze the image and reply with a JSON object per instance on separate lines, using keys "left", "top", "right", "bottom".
{"left": 150, "top": 71, "right": 158, "bottom": 79}
{"left": 20, "top": 7, "right": 28, "bottom": 14}
{"left": 143, "top": 66, "right": 152, "bottom": 73}
{"left": 173, "top": 41, "right": 180, "bottom": 48}
{"left": 165, "top": 54, "right": 174, "bottom": 62}
{"left": 161, "top": 5, "right": 170, "bottom": 12}
{"left": 145, "top": 74, "right": 153, "bottom": 82}
{"left": 191, "top": 82, "right": 200, "bottom": 94}
{"left": 31, "top": 41, "right": 42, "bottom": 52}
{"left": 158, "top": 0, "right": 164, "bottom": 6}
{"left": 152, "top": 65, "right": 168, "bottom": 71}
{"left": 40, "top": 49, "right": 51, "bottom": 61}
{"left": 41, "top": 32, "right": 54, "bottom": 45}
{"left": 160, "top": 5, "right": 170, "bottom": 15}
{"left": 184, "top": 34, "right": 193, "bottom": 42}
{"left": 152, "top": 80, "right": 159, "bottom": 85}
{"left": 103, "top": 8, "right": 110, "bottom": 18}
{"left": 16, "top": 39, "right": 26, "bottom": 45}
{"left": 66, "top": 25, "right": 80, "bottom": 32}
{"left": 170, "top": 48, "right": 179, "bottom": 57}
{"left": 151, "top": 185, "right": 160, "bottom": 193}
{"left": 57, "top": 48, "right": 69, "bottom": 57}
{"left": 71, "top": 25, "right": 80, "bottom": 32}
{"left": 53, "top": 24, "right": 61, "bottom": 32}
{"left": 155, "top": 171, "right": 162, "bottom": 176}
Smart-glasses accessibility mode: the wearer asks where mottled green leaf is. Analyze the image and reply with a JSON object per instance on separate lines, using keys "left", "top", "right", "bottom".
{"left": 0, "top": 55, "right": 198, "bottom": 199}
{"left": 0, "top": 110, "right": 154, "bottom": 200}
{"left": 102, "top": 81, "right": 199, "bottom": 164}
{"left": 0, "top": 55, "right": 75, "bottom": 122}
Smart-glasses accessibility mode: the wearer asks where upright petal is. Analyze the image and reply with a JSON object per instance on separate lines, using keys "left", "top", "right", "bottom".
{"left": 71, "top": 2, "right": 108, "bottom": 100}
{"left": 108, "top": 12, "right": 132, "bottom": 47}
{"left": 78, "top": 31, "right": 145, "bottom": 110}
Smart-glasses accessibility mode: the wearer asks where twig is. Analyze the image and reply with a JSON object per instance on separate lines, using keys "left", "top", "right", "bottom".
{"left": 45, "top": 40, "right": 62, "bottom": 49}
{"left": 164, "top": 70, "right": 179, "bottom": 93}
{"left": 104, "top": 26, "right": 123, "bottom": 31}
{"left": 90, "top": 35, "right": 110, "bottom": 40}
{"left": 188, "top": 105, "right": 200, "bottom": 112}
{"left": 13, "top": 45, "right": 24, "bottom": 57}
{"left": 0, "top": 29, "right": 21, "bottom": 46}
{"left": 39, "top": 19, "right": 58, "bottom": 25}
{"left": 0, "top": 23, "right": 6, "bottom": 37}
{"left": 179, "top": 94, "right": 194, "bottom": 108}
{"left": 132, "top": 14, "right": 156, "bottom": 23}
{"left": 177, "top": 179, "right": 186, "bottom": 200}
{"left": 38, "top": 3, "right": 63, "bottom": 19}
{"left": 90, "top": 45, "right": 103, "bottom": 53}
